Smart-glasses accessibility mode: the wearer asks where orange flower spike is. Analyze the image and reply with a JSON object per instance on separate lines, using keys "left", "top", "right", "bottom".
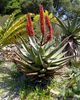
{"left": 46, "top": 29, "right": 53, "bottom": 41}
{"left": 45, "top": 16, "right": 52, "bottom": 29}
{"left": 40, "top": 5, "right": 45, "bottom": 35}
{"left": 26, "top": 13, "right": 34, "bottom": 36}
{"left": 45, "top": 16, "right": 54, "bottom": 41}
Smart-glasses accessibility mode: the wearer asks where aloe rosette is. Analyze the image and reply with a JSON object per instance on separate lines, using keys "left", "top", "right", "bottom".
{"left": 56, "top": 16, "right": 80, "bottom": 56}
{"left": 14, "top": 5, "right": 73, "bottom": 79}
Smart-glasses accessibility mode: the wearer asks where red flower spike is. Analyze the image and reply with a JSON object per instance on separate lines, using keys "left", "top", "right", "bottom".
{"left": 26, "top": 14, "right": 34, "bottom": 36}
{"left": 45, "top": 16, "right": 52, "bottom": 30}
{"left": 46, "top": 29, "right": 53, "bottom": 41}
{"left": 40, "top": 5, "right": 45, "bottom": 35}
{"left": 45, "top": 16, "right": 54, "bottom": 42}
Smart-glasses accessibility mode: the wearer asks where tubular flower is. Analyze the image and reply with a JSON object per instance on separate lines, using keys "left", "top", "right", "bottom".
{"left": 45, "top": 16, "right": 52, "bottom": 30}
{"left": 26, "top": 13, "right": 34, "bottom": 36}
{"left": 46, "top": 30, "right": 53, "bottom": 41}
{"left": 40, "top": 5, "right": 45, "bottom": 35}
{"left": 45, "top": 16, "right": 54, "bottom": 41}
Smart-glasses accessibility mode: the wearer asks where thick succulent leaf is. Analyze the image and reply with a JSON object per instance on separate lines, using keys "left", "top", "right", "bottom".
{"left": 26, "top": 72, "right": 38, "bottom": 76}
{"left": 14, "top": 59, "right": 40, "bottom": 71}
{"left": 56, "top": 17, "right": 68, "bottom": 33}
{"left": 44, "top": 40, "right": 54, "bottom": 51}
{"left": 30, "top": 48, "right": 43, "bottom": 67}
{"left": 45, "top": 36, "right": 70, "bottom": 59}
{"left": 44, "top": 42, "right": 54, "bottom": 56}
{"left": 17, "top": 46, "right": 33, "bottom": 61}
{"left": 51, "top": 59, "right": 69, "bottom": 66}
{"left": 44, "top": 48, "right": 54, "bottom": 56}
{"left": 50, "top": 43, "right": 67, "bottom": 59}
{"left": 47, "top": 65, "right": 64, "bottom": 70}
{"left": 76, "top": 23, "right": 80, "bottom": 29}
{"left": 56, "top": 51, "right": 67, "bottom": 59}
{"left": 19, "top": 37, "right": 30, "bottom": 53}
{"left": 49, "top": 55, "right": 74, "bottom": 63}
{"left": 71, "top": 16, "right": 78, "bottom": 32}
{"left": 56, "top": 16, "right": 80, "bottom": 36}
{"left": 37, "top": 54, "right": 44, "bottom": 66}
{"left": 29, "top": 37, "right": 38, "bottom": 51}
{"left": 47, "top": 60, "right": 70, "bottom": 71}
{"left": 73, "top": 27, "right": 80, "bottom": 34}
{"left": 39, "top": 46, "right": 45, "bottom": 55}
{"left": 18, "top": 37, "right": 44, "bottom": 65}
{"left": 48, "top": 56, "right": 69, "bottom": 67}
{"left": 15, "top": 51, "right": 32, "bottom": 64}
{"left": 67, "top": 19, "right": 71, "bottom": 31}
{"left": 17, "top": 46, "right": 29, "bottom": 56}
{"left": 21, "top": 44, "right": 29, "bottom": 53}
{"left": 30, "top": 47, "right": 37, "bottom": 62}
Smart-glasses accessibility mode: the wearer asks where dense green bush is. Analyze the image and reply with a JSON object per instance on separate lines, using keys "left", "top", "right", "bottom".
{"left": 0, "top": 0, "right": 54, "bottom": 14}
{"left": 0, "top": 0, "right": 80, "bottom": 17}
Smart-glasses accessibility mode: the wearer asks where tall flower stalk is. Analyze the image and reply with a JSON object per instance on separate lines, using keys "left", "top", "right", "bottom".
{"left": 26, "top": 5, "right": 54, "bottom": 45}
{"left": 40, "top": 5, "right": 45, "bottom": 35}
{"left": 39, "top": 5, "right": 54, "bottom": 45}
{"left": 45, "top": 16, "right": 54, "bottom": 42}
{"left": 26, "top": 13, "right": 35, "bottom": 36}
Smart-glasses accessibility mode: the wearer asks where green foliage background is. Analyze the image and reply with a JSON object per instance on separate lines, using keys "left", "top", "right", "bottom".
{"left": 0, "top": 0, "right": 79, "bottom": 15}
{"left": 0, "top": 0, "right": 53, "bottom": 14}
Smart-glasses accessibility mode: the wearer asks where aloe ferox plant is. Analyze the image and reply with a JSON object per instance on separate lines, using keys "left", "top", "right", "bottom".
{"left": 14, "top": 5, "right": 73, "bottom": 81}
{"left": 56, "top": 16, "right": 80, "bottom": 56}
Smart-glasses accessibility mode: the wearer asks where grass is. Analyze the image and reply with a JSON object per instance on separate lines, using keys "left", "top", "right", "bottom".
{"left": 11, "top": 62, "right": 80, "bottom": 100}
{"left": 0, "top": 61, "right": 80, "bottom": 100}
